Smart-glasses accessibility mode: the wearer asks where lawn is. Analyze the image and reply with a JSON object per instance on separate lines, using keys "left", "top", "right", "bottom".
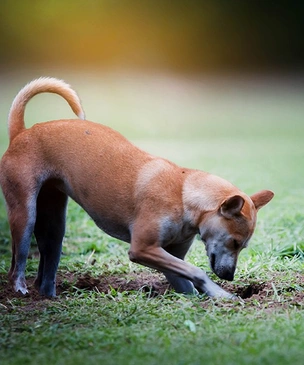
{"left": 0, "top": 71, "right": 304, "bottom": 365}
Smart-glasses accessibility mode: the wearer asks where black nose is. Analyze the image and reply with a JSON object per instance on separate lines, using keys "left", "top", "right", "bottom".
{"left": 220, "top": 271, "right": 234, "bottom": 281}
{"left": 216, "top": 268, "right": 235, "bottom": 281}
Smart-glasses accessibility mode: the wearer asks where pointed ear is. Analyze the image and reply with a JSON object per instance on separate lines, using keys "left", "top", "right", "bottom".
{"left": 220, "top": 195, "right": 245, "bottom": 218}
{"left": 250, "top": 190, "right": 274, "bottom": 211}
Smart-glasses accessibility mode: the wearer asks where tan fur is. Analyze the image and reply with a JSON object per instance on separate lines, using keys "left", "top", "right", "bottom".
{"left": 0, "top": 77, "right": 274, "bottom": 298}
{"left": 8, "top": 77, "right": 85, "bottom": 142}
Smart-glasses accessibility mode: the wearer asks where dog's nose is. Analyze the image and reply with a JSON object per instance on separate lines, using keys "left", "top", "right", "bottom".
{"left": 216, "top": 268, "right": 235, "bottom": 281}
{"left": 221, "top": 271, "right": 234, "bottom": 281}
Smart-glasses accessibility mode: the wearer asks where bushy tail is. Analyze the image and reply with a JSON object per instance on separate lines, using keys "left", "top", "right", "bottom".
{"left": 8, "top": 77, "right": 85, "bottom": 143}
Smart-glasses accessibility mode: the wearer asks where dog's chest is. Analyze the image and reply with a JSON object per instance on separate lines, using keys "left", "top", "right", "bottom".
{"left": 159, "top": 217, "right": 197, "bottom": 247}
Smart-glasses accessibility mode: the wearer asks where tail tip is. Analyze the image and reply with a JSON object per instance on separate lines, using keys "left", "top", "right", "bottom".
{"left": 78, "top": 110, "right": 86, "bottom": 120}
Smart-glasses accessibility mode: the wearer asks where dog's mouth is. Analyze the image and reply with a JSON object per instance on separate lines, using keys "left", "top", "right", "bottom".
{"left": 200, "top": 235, "right": 207, "bottom": 245}
{"left": 210, "top": 253, "right": 216, "bottom": 271}
{"left": 209, "top": 253, "right": 235, "bottom": 281}
{"left": 217, "top": 270, "right": 234, "bottom": 281}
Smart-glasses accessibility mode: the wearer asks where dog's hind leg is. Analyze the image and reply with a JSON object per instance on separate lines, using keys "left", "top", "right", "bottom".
{"left": 0, "top": 155, "right": 40, "bottom": 294}
{"left": 6, "top": 195, "right": 37, "bottom": 295}
{"left": 34, "top": 183, "right": 68, "bottom": 297}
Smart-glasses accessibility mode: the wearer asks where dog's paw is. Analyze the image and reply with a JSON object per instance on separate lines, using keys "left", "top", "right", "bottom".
{"left": 13, "top": 276, "right": 29, "bottom": 295}
{"left": 230, "top": 294, "right": 245, "bottom": 303}
{"left": 14, "top": 284, "right": 29, "bottom": 295}
{"left": 214, "top": 291, "right": 244, "bottom": 302}
{"left": 203, "top": 281, "right": 236, "bottom": 300}
{"left": 193, "top": 287, "right": 199, "bottom": 295}
{"left": 228, "top": 293, "right": 239, "bottom": 301}
{"left": 216, "top": 289, "right": 235, "bottom": 299}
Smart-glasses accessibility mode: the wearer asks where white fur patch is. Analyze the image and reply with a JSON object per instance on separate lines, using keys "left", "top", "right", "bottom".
{"left": 14, "top": 277, "right": 28, "bottom": 295}
{"left": 135, "top": 158, "right": 172, "bottom": 199}
{"left": 182, "top": 171, "right": 238, "bottom": 213}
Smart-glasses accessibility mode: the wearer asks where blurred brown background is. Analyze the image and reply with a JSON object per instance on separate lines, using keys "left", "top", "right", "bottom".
{"left": 1, "top": 0, "right": 303, "bottom": 74}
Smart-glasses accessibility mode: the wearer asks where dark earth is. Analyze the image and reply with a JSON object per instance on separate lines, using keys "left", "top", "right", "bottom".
{"left": 1, "top": 269, "right": 303, "bottom": 312}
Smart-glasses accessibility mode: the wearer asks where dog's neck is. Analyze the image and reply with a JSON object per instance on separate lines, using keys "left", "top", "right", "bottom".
{"left": 182, "top": 171, "right": 243, "bottom": 225}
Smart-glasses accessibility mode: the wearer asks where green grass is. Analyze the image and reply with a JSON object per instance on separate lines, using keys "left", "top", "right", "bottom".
{"left": 0, "top": 71, "right": 304, "bottom": 365}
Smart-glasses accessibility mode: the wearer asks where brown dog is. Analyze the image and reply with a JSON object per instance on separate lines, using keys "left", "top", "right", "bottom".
{"left": 0, "top": 77, "right": 274, "bottom": 298}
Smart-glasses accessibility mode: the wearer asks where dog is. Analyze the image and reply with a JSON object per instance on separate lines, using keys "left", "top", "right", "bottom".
{"left": 0, "top": 77, "right": 274, "bottom": 299}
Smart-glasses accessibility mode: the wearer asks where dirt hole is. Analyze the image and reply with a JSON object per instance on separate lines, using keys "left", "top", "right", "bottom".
{"left": 235, "top": 283, "right": 265, "bottom": 299}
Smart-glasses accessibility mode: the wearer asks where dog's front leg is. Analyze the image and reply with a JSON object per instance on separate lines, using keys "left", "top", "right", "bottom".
{"left": 129, "top": 240, "right": 234, "bottom": 299}
{"left": 164, "top": 240, "right": 198, "bottom": 295}
{"left": 164, "top": 272, "right": 198, "bottom": 295}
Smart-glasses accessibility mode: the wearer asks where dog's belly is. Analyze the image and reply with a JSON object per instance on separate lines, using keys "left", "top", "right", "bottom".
{"left": 91, "top": 215, "right": 131, "bottom": 243}
{"left": 54, "top": 180, "right": 132, "bottom": 243}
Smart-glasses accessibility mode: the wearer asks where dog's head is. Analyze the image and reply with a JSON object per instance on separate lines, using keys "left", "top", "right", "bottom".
{"left": 199, "top": 190, "right": 274, "bottom": 281}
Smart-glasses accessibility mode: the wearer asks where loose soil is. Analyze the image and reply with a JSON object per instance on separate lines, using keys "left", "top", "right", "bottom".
{"left": 1, "top": 270, "right": 303, "bottom": 312}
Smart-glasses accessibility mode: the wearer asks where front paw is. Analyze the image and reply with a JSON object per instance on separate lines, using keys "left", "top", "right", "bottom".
{"left": 203, "top": 279, "right": 236, "bottom": 299}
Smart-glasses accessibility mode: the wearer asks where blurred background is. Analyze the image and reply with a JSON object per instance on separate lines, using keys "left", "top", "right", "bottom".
{"left": 1, "top": 0, "right": 304, "bottom": 74}
{"left": 0, "top": 0, "right": 304, "bottom": 210}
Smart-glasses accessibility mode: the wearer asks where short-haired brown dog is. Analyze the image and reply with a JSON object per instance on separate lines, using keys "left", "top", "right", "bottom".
{"left": 0, "top": 77, "right": 274, "bottom": 298}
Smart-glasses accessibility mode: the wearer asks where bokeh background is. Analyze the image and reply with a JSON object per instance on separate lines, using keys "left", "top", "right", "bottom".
{"left": 1, "top": 0, "right": 304, "bottom": 74}
{"left": 0, "top": 0, "right": 304, "bottom": 199}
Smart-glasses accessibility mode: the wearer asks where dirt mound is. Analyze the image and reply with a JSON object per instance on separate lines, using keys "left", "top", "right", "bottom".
{"left": 73, "top": 271, "right": 170, "bottom": 296}
{"left": 1, "top": 271, "right": 303, "bottom": 311}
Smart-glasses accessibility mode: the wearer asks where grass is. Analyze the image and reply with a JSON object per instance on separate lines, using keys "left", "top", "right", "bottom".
{"left": 0, "top": 70, "right": 304, "bottom": 365}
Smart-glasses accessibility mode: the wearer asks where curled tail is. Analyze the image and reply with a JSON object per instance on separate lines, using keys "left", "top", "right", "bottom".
{"left": 8, "top": 77, "right": 86, "bottom": 143}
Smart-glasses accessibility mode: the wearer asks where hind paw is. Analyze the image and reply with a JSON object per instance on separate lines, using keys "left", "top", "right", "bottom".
{"left": 14, "top": 278, "right": 28, "bottom": 295}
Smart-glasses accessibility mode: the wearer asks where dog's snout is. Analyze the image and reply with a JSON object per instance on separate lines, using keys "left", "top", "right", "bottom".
{"left": 210, "top": 253, "right": 236, "bottom": 281}
{"left": 210, "top": 253, "right": 216, "bottom": 270}
{"left": 220, "top": 270, "right": 234, "bottom": 281}
{"left": 216, "top": 267, "right": 235, "bottom": 281}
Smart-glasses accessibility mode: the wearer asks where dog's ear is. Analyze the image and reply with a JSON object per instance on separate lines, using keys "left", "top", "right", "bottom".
{"left": 220, "top": 195, "right": 245, "bottom": 218}
{"left": 250, "top": 190, "right": 274, "bottom": 211}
